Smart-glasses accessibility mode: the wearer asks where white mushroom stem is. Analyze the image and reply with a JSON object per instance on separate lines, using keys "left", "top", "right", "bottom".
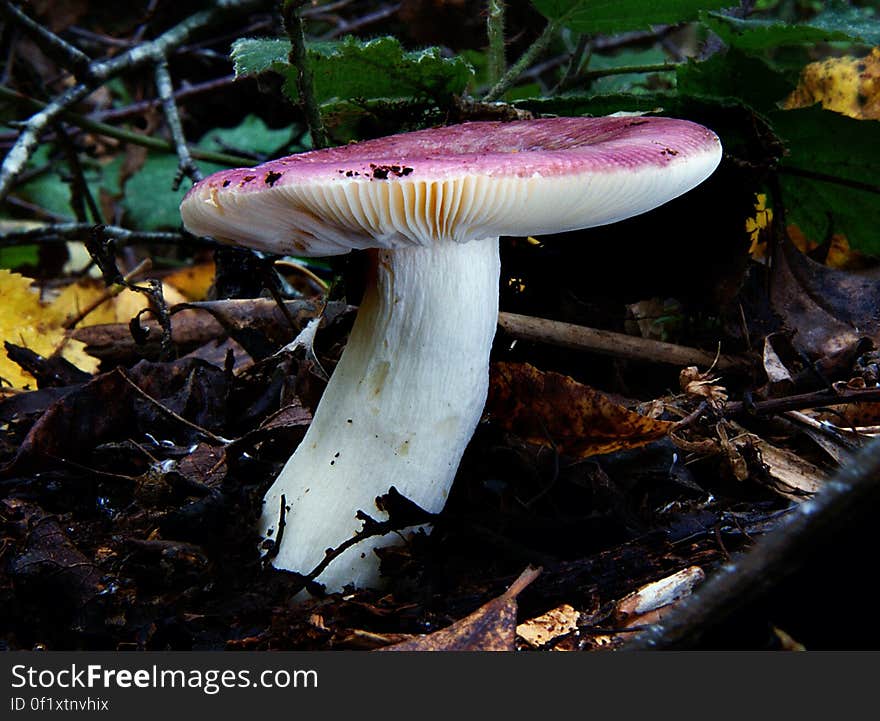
{"left": 259, "top": 236, "right": 501, "bottom": 592}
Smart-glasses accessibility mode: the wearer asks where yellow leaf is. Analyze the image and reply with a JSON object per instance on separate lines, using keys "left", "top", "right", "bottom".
{"left": 0, "top": 270, "right": 99, "bottom": 390}
{"left": 784, "top": 47, "right": 880, "bottom": 120}
{"left": 164, "top": 261, "right": 216, "bottom": 301}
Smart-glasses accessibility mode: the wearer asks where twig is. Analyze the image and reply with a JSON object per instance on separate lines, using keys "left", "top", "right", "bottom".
{"left": 92, "top": 74, "right": 238, "bottom": 123}
{"left": 552, "top": 34, "right": 590, "bottom": 94}
{"left": 53, "top": 124, "right": 104, "bottom": 224}
{"left": 619, "top": 435, "right": 880, "bottom": 649}
{"left": 497, "top": 311, "right": 752, "bottom": 372}
{"left": 321, "top": 3, "right": 401, "bottom": 40}
{"left": 725, "top": 386, "right": 880, "bottom": 417}
{"left": 0, "top": 84, "right": 254, "bottom": 167}
{"left": 62, "top": 258, "right": 152, "bottom": 330}
{"left": 486, "top": 0, "right": 507, "bottom": 87}
{"left": 118, "top": 368, "right": 231, "bottom": 446}
{"left": 154, "top": 58, "right": 202, "bottom": 190}
{"left": 557, "top": 62, "right": 681, "bottom": 94}
{"left": 483, "top": 19, "right": 559, "bottom": 102}
{"left": 0, "top": 222, "right": 205, "bottom": 248}
{"left": 282, "top": 0, "right": 329, "bottom": 149}
{"left": 0, "top": 1, "right": 92, "bottom": 79}
{"left": 779, "top": 165, "right": 880, "bottom": 196}
{"left": 0, "top": 0, "right": 264, "bottom": 200}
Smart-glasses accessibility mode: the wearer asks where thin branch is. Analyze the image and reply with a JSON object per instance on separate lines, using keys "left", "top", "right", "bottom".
{"left": 118, "top": 368, "right": 231, "bottom": 445}
{"left": 0, "top": 0, "right": 264, "bottom": 200}
{"left": 497, "top": 311, "right": 752, "bottom": 373}
{"left": 93, "top": 74, "right": 238, "bottom": 123}
{"left": 483, "top": 19, "right": 559, "bottom": 102}
{"left": 552, "top": 34, "right": 590, "bottom": 94}
{"left": 321, "top": 2, "right": 401, "bottom": 40}
{"left": 779, "top": 165, "right": 880, "bottom": 196}
{"left": 53, "top": 124, "right": 104, "bottom": 224}
{"left": 0, "top": 1, "right": 92, "bottom": 79}
{"left": 486, "top": 0, "right": 507, "bottom": 87}
{"left": 0, "top": 82, "right": 92, "bottom": 200}
{"left": 0, "top": 222, "right": 205, "bottom": 248}
{"left": 154, "top": 58, "right": 202, "bottom": 190}
{"left": 0, "top": 84, "right": 254, "bottom": 166}
{"left": 282, "top": 0, "right": 329, "bottom": 149}
{"left": 725, "top": 386, "right": 880, "bottom": 417}
{"left": 556, "top": 61, "right": 681, "bottom": 94}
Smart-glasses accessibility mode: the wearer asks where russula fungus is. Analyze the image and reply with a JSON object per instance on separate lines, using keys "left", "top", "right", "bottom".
{"left": 180, "top": 117, "right": 722, "bottom": 593}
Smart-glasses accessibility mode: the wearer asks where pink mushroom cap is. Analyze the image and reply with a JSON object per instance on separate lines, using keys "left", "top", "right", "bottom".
{"left": 181, "top": 116, "right": 722, "bottom": 256}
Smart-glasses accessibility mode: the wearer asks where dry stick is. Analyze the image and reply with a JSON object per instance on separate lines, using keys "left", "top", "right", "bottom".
{"left": 118, "top": 368, "right": 230, "bottom": 446}
{"left": 0, "top": 1, "right": 93, "bottom": 79}
{"left": 0, "top": 222, "right": 203, "bottom": 248}
{"left": 486, "top": 0, "right": 507, "bottom": 87}
{"left": 725, "top": 386, "right": 880, "bottom": 417}
{"left": 154, "top": 58, "right": 202, "bottom": 190}
{"left": 321, "top": 2, "right": 401, "bottom": 41}
{"left": 620, "top": 434, "right": 880, "bottom": 650}
{"left": 53, "top": 124, "right": 104, "bottom": 224}
{"left": 0, "top": 0, "right": 264, "bottom": 200}
{"left": 497, "top": 311, "right": 751, "bottom": 372}
{"left": 282, "top": 0, "right": 329, "bottom": 150}
{"left": 93, "top": 74, "right": 237, "bottom": 123}
{"left": 0, "top": 85, "right": 253, "bottom": 167}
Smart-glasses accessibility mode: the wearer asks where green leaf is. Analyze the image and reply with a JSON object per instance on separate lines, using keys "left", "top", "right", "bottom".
{"left": 123, "top": 155, "right": 224, "bottom": 231}
{"left": 702, "top": 7, "right": 880, "bottom": 51}
{"left": 0, "top": 244, "right": 39, "bottom": 269}
{"left": 676, "top": 48, "right": 795, "bottom": 112}
{"left": 231, "top": 36, "right": 473, "bottom": 105}
{"left": 531, "top": 0, "right": 730, "bottom": 34}
{"left": 200, "top": 114, "right": 294, "bottom": 157}
{"left": 16, "top": 147, "right": 73, "bottom": 220}
{"left": 771, "top": 107, "right": 880, "bottom": 256}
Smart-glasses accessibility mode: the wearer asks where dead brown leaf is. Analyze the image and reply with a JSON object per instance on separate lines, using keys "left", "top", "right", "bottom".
{"left": 487, "top": 362, "right": 674, "bottom": 458}
{"left": 377, "top": 566, "right": 540, "bottom": 651}
{"left": 770, "top": 234, "right": 880, "bottom": 370}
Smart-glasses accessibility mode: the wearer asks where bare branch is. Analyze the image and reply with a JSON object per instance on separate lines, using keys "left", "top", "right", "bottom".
{"left": 0, "top": 0, "right": 265, "bottom": 201}
{"left": 154, "top": 59, "right": 203, "bottom": 191}
{"left": 0, "top": 1, "right": 92, "bottom": 79}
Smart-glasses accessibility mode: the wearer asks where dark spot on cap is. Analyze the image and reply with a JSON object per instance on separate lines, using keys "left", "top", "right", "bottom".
{"left": 242, "top": 175, "right": 256, "bottom": 184}
{"left": 265, "top": 171, "right": 282, "bottom": 187}
{"left": 627, "top": 120, "right": 649, "bottom": 127}
{"left": 401, "top": 167, "right": 413, "bottom": 176}
{"left": 222, "top": 179, "right": 231, "bottom": 188}
{"left": 661, "top": 147, "right": 679, "bottom": 156}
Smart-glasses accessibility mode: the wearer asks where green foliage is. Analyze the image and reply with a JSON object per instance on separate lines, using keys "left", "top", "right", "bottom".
{"left": 200, "top": 114, "right": 296, "bottom": 157}
{"left": 16, "top": 147, "right": 74, "bottom": 220}
{"left": 702, "top": 6, "right": 880, "bottom": 50}
{"left": 531, "top": 0, "right": 729, "bottom": 33}
{"left": 676, "top": 48, "right": 796, "bottom": 111}
{"left": 589, "top": 48, "right": 674, "bottom": 94}
{"left": 231, "top": 35, "right": 474, "bottom": 106}
{"left": 120, "top": 115, "right": 294, "bottom": 232}
{"left": 0, "top": 244, "right": 39, "bottom": 269}
{"left": 772, "top": 107, "right": 880, "bottom": 256}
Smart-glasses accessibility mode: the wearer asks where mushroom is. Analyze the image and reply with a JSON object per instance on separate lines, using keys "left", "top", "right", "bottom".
{"left": 180, "top": 117, "right": 722, "bottom": 593}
